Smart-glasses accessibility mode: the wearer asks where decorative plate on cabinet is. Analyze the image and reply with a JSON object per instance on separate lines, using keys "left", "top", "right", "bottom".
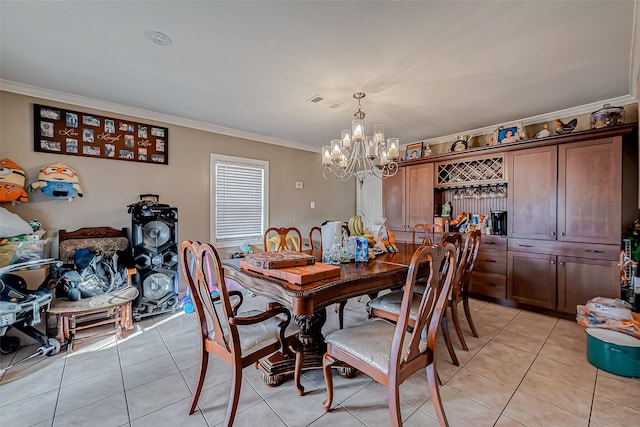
{"left": 450, "top": 139, "right": 467, "bottom": 152}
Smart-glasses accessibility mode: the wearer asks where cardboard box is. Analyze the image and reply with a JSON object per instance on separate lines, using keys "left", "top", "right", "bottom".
{"left": 240, "top": 260, "right": 340, "bottom": 284}
{"left": 11, "top": 265, "right": 50, "bottom": 290}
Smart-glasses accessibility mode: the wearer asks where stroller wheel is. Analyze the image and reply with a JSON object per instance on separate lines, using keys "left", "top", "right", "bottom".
{"left": 0, "top": 336, "right": 20, "bottom": 354}
{"left": 43, "top": 338, "right": 61, "bottom": 356}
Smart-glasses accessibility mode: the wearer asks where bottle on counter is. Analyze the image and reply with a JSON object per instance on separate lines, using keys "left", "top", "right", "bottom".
{"left": 442, "top": 201, "right": 452, "bottom": 218}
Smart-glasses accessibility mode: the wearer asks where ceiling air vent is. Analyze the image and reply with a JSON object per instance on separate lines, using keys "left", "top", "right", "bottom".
{"left": 307, "top": 95, "right": 343, "bottom": 109}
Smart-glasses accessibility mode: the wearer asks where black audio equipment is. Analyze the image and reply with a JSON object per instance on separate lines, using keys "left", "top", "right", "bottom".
{"left": 128, "top": 194, "right": 179, "bottom": 320}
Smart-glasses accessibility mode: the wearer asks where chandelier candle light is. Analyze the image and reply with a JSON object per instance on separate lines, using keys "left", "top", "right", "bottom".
{"left": 322, "top": 92, "right": 400, "bottom": 183}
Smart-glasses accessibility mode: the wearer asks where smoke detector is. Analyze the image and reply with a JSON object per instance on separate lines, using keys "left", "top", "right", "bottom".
{"left": 307, "top": 95, "right": 343, "bottom": 109}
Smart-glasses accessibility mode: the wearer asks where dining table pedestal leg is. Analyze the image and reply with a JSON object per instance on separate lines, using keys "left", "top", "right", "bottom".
{"left": 257, "top": 308, "right": 328, "bottom": 386}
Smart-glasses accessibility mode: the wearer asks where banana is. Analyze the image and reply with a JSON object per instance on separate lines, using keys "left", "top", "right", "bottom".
{"left": 355, "top": 216, "right": 364, "bottom": 236}
{"left": 347, "top": 215, "right": 367, "bottom": 236}
{"left": 348, "top": 216, "right": 357, "bottom": 235}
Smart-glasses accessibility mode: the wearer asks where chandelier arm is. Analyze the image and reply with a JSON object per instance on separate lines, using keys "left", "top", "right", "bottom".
{"left": 321, "top": 92, "right": 399, "bottom": 183}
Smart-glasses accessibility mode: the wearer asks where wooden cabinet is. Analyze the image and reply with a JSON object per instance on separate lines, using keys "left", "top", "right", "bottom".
{"left": 507, "top": 145, "right": 557, "bottom": 240}
{"left": 381, "top": 125, "right": 636, "bottom": 315}
{"left": 508, "top": 238, "right": 621, "bottom": 312}
{"left": 505, "top": 135, "right": 628, "bottom": 313}
{"left": 556, "top": 256, "right": 618, "bottom": 314}
{"left": 507, "top": 251, "right": 557, "bottom": 309}
{"left": 382, "top": 163, "right": 433, "bottom": 240}
{"left": 470, "top": 235, "right": 507, "bottom": 299}
{"left": 508, "top": 136, "right": 623, "bottom": 244}
{"left": 557, "top": 137, "right": 622, "bottom": 245}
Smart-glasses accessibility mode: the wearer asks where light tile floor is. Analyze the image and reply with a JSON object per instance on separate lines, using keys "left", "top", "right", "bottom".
{"left": 1, "top": 296, "right": 638, "bottom": 427}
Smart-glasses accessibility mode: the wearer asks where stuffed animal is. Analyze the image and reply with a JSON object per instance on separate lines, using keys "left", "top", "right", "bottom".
{"left": 0, "top": 158, "right": 28, "bottom": 203}
{"left": 30, "top": 162, "right": 83, "bottom": 201}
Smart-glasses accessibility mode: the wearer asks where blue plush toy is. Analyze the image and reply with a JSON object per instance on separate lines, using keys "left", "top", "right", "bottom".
{"left": 30, "top": 162, "right": 83, "bottom": 201}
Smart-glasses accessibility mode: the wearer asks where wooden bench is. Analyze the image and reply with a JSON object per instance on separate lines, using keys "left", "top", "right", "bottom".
{"left": 48, "top": 286, "right": 138, "bottom": 351}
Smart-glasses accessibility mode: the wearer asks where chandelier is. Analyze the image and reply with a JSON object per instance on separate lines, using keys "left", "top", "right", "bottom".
{"left": 321, "top": 92, "right": 400, "bottom": 183}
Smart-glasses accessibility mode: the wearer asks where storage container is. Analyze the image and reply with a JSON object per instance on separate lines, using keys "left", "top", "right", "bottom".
{"left": 586, "top": 328, "right": 640, "bottom": 378}
{"left": 590, "top": 103, "right": 625, "bottom": 129}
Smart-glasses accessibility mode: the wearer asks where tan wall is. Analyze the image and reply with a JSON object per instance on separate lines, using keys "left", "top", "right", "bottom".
{"left": 0, "top": 91, "right": 356, "bottom": 259}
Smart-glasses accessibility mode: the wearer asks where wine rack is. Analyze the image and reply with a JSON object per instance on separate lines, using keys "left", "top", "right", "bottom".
{"left": 435, "top": 155, "right": 505, "bottom": 188}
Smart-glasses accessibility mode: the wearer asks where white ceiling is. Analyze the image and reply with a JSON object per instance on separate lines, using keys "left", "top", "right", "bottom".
{"left": 1, "top": 1, "right": 639, "bottom": 152}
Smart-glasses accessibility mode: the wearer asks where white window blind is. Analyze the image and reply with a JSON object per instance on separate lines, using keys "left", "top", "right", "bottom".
{"left": 211, "top": 155, "right": 268, "bottom": 247}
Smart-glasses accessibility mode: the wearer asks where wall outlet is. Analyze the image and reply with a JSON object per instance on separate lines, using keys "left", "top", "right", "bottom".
{"left": 310, "top": 201, "right": 315, "bottom": 209}
{"left": 295, "top": 181, "right": 304, "bottom": 189}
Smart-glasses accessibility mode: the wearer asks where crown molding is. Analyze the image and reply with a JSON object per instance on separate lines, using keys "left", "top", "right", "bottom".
{"left": 412, "top": 93, "right": 638, "bottom": 147}
{"left": 0, "top": 79, "right": 317, "bottom": 152}
{"left": 2, "top": 79, "right": 636, "bottom": 153}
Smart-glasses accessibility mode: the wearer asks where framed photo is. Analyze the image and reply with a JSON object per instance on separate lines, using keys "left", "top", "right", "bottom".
{"left": 492, "top": 122, "right": 525, "bottom": 145}
{"left": 405, "top": 142, "right": 423, "bottom": 160}
{"left": 66, "top": 112, "right": 78, "bottom": 128}
{"left": 33, "top": 104, "right": 169, "bottom": 165}
{"left": 40, "top": 107, "right": 60, "bottom": 120}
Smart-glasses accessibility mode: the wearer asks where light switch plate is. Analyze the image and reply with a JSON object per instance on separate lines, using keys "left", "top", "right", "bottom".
{"left": 296, "top": 181, "right": 304, "bottom": 189}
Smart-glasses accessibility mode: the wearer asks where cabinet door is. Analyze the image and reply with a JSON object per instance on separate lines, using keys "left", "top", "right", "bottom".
{"left": 557, "top": 256, "right": 619, "bottom": 314}
{"left": 407, "top": 163, "right": 434, "bottom": 227}
{"left": 382, "top": 167, "right": 405, "bottom": 231}
{"left": 557, "top": 137, "right": 622, "bottom": 244}
{"left": 507, "top": 146, "right": 557, "bottom": 240}
{"left": 507, "top": 251, "right": 556, "bottom": 309}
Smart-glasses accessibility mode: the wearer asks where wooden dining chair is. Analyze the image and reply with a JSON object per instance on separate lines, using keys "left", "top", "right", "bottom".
{"left": 263, "top": 227, "right": 303, "bottom": 252}
{"left": 322, "top": 243, "right": 456, "bottom": 427}
{"left": 449, "top": 230, "right": 481, "bottom": 350}
{"left": 367, "top": 233, "right": 463, "bottom": 366}
{"left": 307, "top": 224, "right": 351, "bottom": 328}
{"left": 180, "top": 241, "right": 303, "bottom": 425}
{"left": 412, "top": 223, "right": 444, "bottom": 245}
{"left": 308, "top": 226, "right": 322, "bottom": 249}
{"left": 370, "top": 231, "right": 481, "bottom": 353}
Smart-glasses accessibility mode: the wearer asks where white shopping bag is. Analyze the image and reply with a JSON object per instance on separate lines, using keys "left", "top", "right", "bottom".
{"left": 321, "top": 221, "right": 342, "bottom": 253}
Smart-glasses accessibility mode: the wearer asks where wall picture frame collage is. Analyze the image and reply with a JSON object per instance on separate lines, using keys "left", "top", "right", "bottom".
{"left": 33, "top": 104, "right": 169, "bottom": 165}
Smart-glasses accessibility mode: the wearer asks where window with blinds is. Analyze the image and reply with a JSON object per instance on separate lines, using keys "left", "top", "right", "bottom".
{"left": 210, "top": 154, "right": 269, "bottom": 247}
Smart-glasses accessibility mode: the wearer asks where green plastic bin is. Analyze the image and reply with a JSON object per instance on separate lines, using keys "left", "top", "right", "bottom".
{"left": 586, "top": 328, "right": 640, "bottom": 378}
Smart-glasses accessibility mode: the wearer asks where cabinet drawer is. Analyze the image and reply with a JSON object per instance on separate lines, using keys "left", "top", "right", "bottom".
{"left": 508, "top": 238, "right": 619, "bottom": 260}
{"left": 553, "top": 242, "right": 620, "bottom": 261}
{"left": 470, "top": 272, "right": 506, "bottom": 299}
{"left": 480, "top": 235, "right": 507, "bottom": 250}
{"left": 474, "top": 249, "right": 507, "bottom": 274}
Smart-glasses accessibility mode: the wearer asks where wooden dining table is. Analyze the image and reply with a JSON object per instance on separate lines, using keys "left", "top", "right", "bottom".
{"left": 222, "top": 242, "right": 435, "bottom": 386}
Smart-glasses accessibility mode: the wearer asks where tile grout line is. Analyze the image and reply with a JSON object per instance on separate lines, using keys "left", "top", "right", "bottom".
{"left": 490, "top": 314, "right": 559, "bottom": 426}
{"left": 496, "top": 315, "right": 601, "bottom": 426}
{"left": 50, "top": 347, "right": 69, "bottom": 425}
{"left": 115, "top": 334, "right": 134, "bottom": 426}
{"left": 437, "top": 307, "right": 526, "bottom": 426}
{"left": 587, "top": 369, "right": 600, "bottom": 427}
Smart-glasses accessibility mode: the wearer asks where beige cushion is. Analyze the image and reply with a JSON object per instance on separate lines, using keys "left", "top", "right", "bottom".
{"left": 367, "top": 291, "right": 424, "bottom": 321}
{"left": 210, "top": 309, "right": 299, "bottom": 357}
{"left": 324, "top": 318, "right": 412, "bottom": 375}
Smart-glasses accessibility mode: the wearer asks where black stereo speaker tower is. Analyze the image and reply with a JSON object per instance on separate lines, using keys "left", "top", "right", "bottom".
{"left": 129, "top": 195, "right": 179, "bottom": 320}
